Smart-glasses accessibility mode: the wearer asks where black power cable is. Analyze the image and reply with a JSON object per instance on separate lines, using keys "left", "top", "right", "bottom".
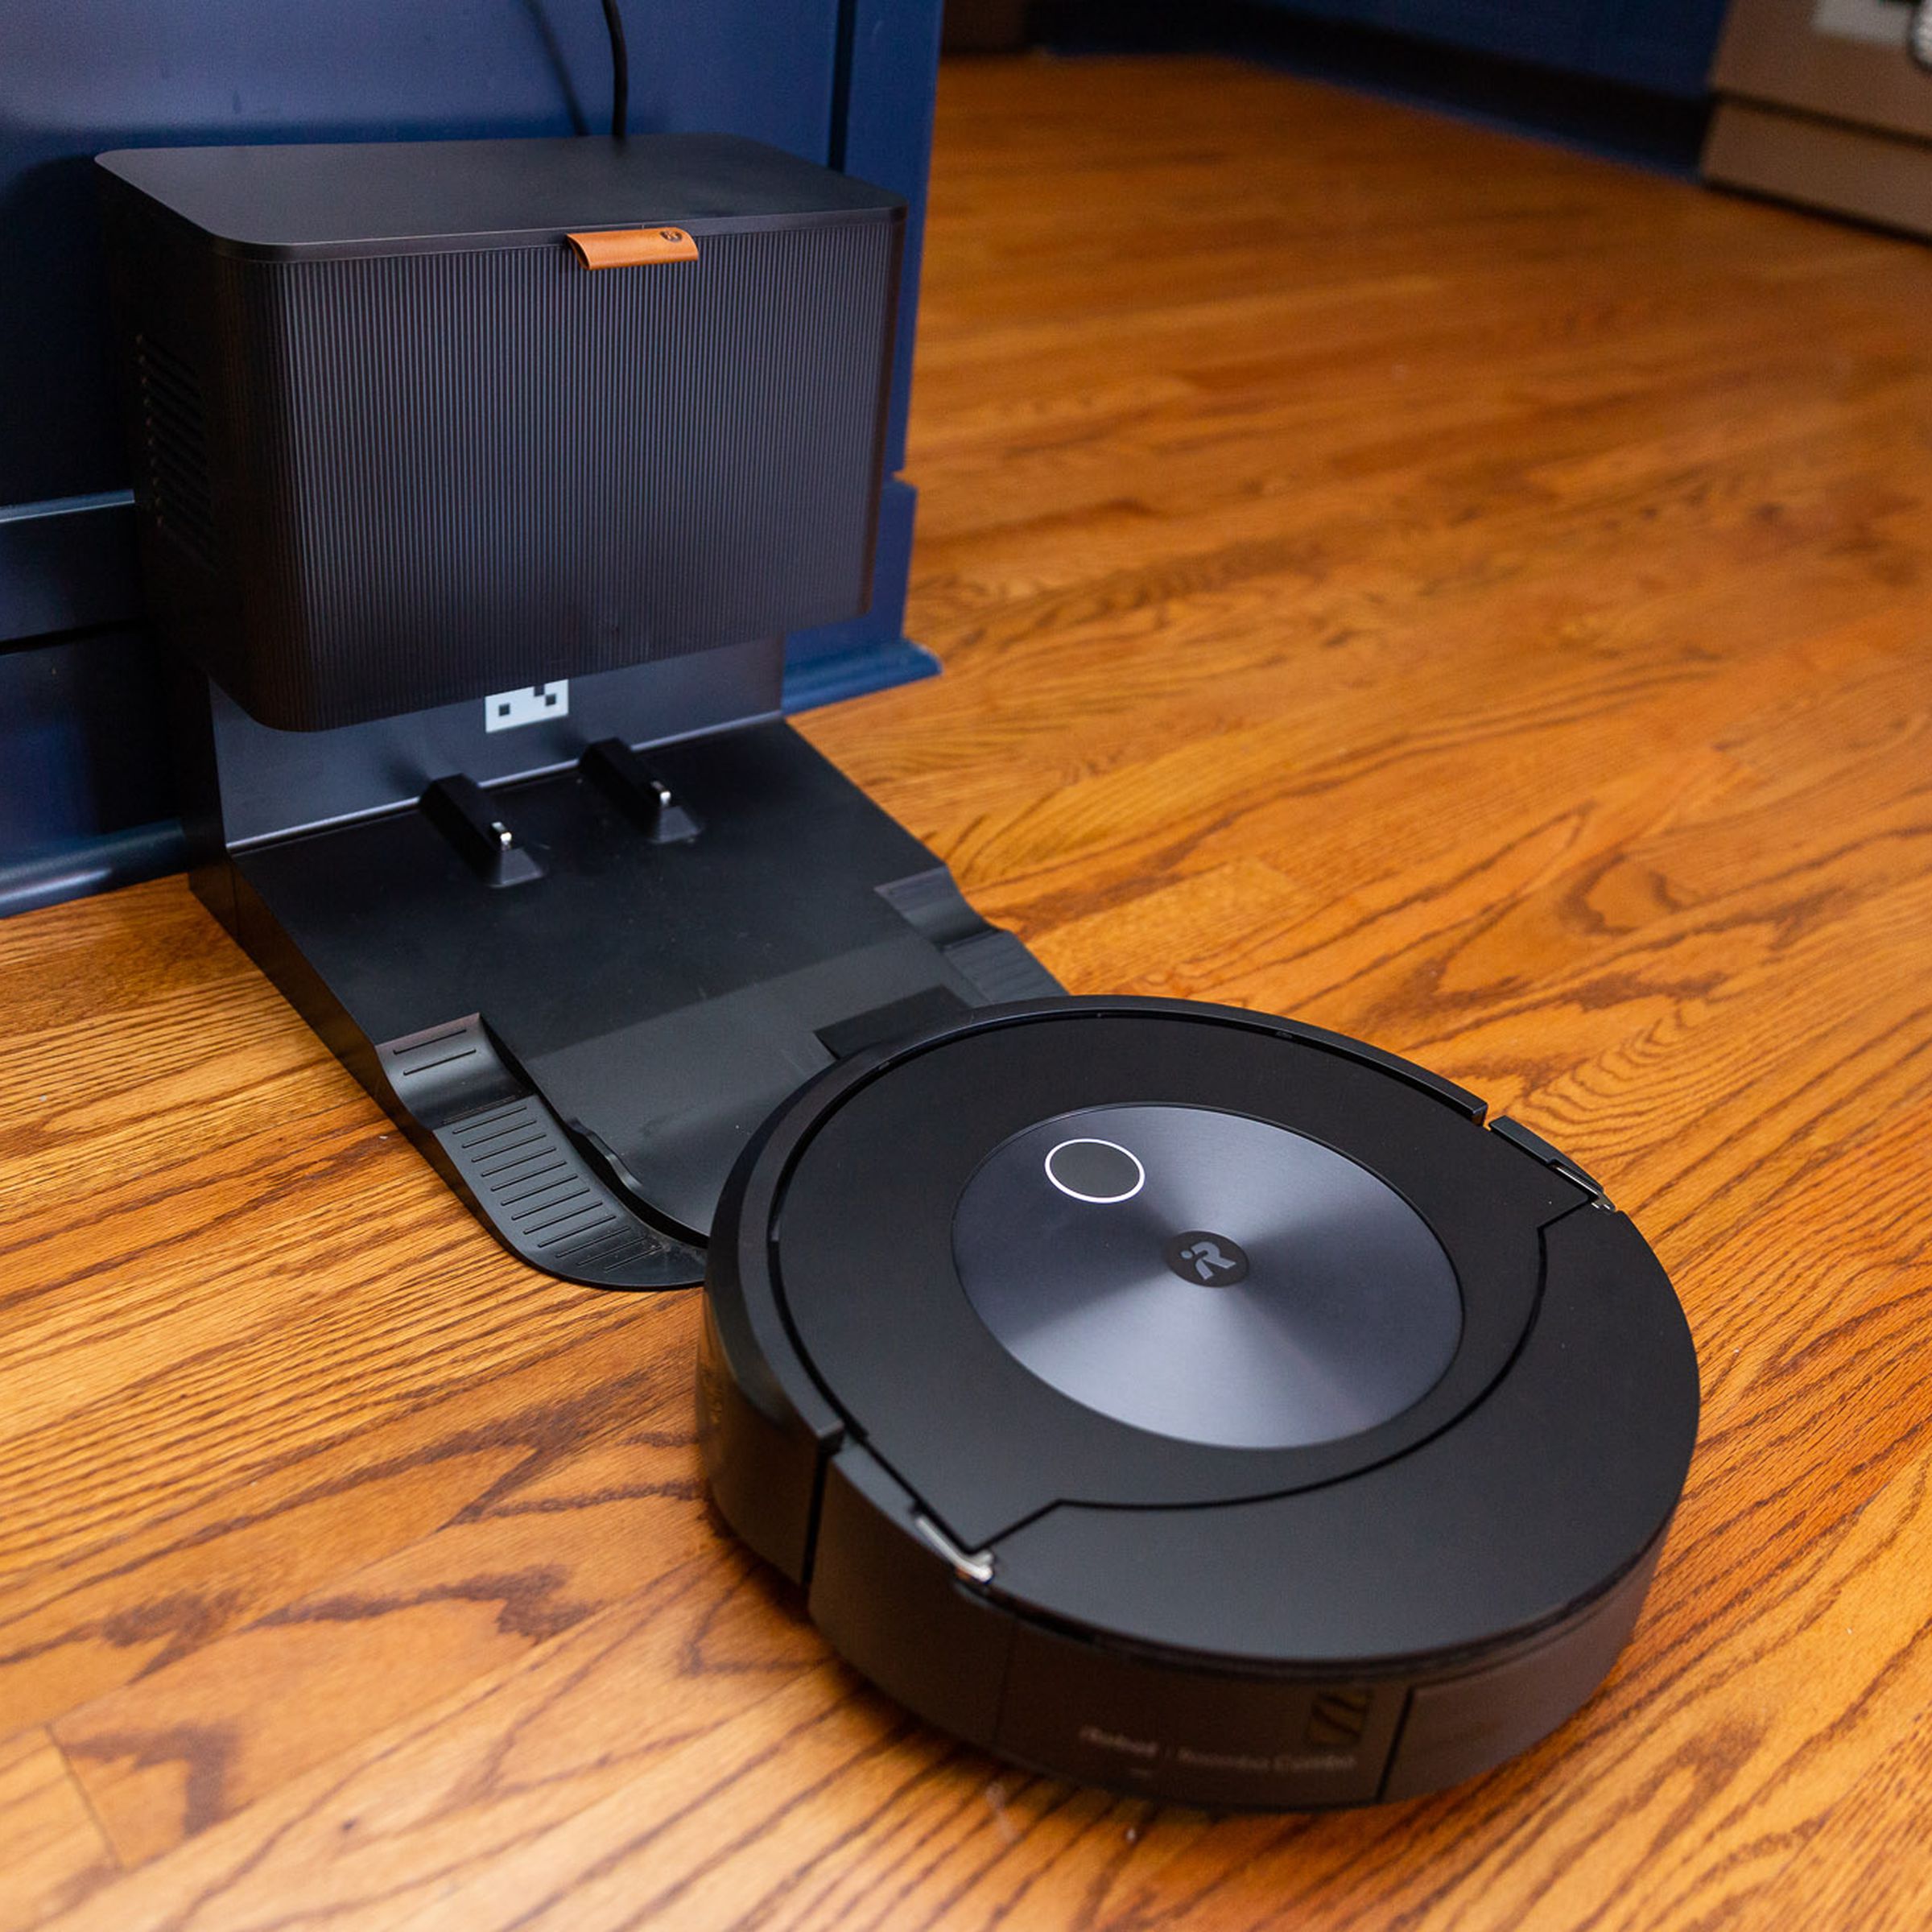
{"left": 600, "top": 0, "right": 630, "bottom": 138}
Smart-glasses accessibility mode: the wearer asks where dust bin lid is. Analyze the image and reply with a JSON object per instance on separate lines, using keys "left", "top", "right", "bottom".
{"left": 94, "top": 133, "right": 903, "bottom": 261}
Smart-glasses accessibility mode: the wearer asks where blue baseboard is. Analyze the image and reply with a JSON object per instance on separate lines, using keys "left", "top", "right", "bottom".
{"left": 0, "top": 819, "right": 187, "bottom": 919}
{"left": 783, "top": 635, "right": 940, "bottom": 713}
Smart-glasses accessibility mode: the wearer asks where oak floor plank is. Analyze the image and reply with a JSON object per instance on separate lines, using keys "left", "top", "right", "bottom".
{"left": 51, "top": 1352, "right": 706, "bottom": 1865}
{"left": 0, "top": 1311, "right": 671, "bottom": 1746}
{"left": 4, "top": 51, "right": 1931, "bottom": 1930}
{"left": 0, "top": 1731, "right": 119, "bottom": 1931}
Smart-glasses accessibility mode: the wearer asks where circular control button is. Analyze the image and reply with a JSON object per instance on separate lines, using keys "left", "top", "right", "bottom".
{"left": 1044, "top": 1138, "right": 1146, "bottom": 1203}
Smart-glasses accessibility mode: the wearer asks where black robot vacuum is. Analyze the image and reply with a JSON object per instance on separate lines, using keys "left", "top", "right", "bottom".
{"left": 700, "top": 997, "right": 1698, "bottom": 1809}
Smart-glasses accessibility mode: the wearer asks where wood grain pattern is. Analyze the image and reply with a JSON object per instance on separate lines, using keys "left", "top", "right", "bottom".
{"left": 4, "top": 52, "right": 1932, "bottom": 1929}
{"left": 0, "top": 1732, "right": 118, "bottom": 1930}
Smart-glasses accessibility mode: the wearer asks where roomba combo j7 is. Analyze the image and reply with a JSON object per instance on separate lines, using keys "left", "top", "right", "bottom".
{"left": 701, "top": 997, "right": 1696, "bottom": 1807}
{"left": 99, "top": 126, "right": 1699, "bottom": 1810}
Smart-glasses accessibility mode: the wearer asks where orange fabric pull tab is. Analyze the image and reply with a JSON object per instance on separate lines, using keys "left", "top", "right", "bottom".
{"left": 566, "top": 226, "right": 700, "bottom": 268}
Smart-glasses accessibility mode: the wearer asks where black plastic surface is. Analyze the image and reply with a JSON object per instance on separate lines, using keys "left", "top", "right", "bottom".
{"left": 1381, "top": 1529, "right": 1666, "bottom": 1801}
{"left": 192, "top": 640, "right": 782, "bottom": 850}
{"left": 199, "top": 719, "right": 1060, "bottom": 1279}
{"left": 374, "top": 1014, "right": 701, "bottom": 1287}
{"left": 996, "top": 1621, "right": 1406, "bottom": 1809}
{"left": 1491, "top": 1114, "right": 1606, "bottom": 1199}
{"left": 985, "top": 1202, "right": 1697, "bottom": 1665}
{"left": 761, "top": 1005, "right": 1583, "bottom": 1549}
{"left": 97, "top": 135, "right": 903, "bottom": 259}
{"left": 420, "top": 774, "right": 544, "bottom": 886}
{"left": 808, "top": 1445, "right": 1013, "bottom": 1750}
{"left": 580, "top": 739, "right": 702, "bottom": 843}
{"left": 696, "top": 1296, "right": 840, "bottom": 1582}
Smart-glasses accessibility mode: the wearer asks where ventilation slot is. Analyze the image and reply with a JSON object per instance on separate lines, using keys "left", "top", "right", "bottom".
{"left": 134, "top": 334, "right": 217, "bottom": 571}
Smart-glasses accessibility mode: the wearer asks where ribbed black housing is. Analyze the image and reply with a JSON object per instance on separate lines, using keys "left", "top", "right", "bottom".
{"left": 98, "top": 138, "right": 903, "bottom": 731}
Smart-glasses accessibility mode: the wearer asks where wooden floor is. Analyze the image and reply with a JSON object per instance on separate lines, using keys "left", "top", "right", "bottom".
{"left": 6, "top": 54, "right": 1932, "bottom": 1931}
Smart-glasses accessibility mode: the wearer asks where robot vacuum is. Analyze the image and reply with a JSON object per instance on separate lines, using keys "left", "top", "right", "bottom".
{"left": 700, "top": 997, "right": 1699, "bottom": 1808}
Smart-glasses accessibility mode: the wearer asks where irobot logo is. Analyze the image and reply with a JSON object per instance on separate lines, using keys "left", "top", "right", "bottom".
{"left": 1163, "top": 1231, "right": 1251, "bottom": 1286}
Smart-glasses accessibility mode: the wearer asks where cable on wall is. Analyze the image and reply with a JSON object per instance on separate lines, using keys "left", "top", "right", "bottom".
{"left": 600, "top": 0, "right": 630, "bottom": 137}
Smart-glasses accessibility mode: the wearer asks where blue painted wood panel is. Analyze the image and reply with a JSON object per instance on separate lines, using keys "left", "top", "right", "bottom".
{"left": 0, "top": 628, "right": 182, "bottom": 916}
